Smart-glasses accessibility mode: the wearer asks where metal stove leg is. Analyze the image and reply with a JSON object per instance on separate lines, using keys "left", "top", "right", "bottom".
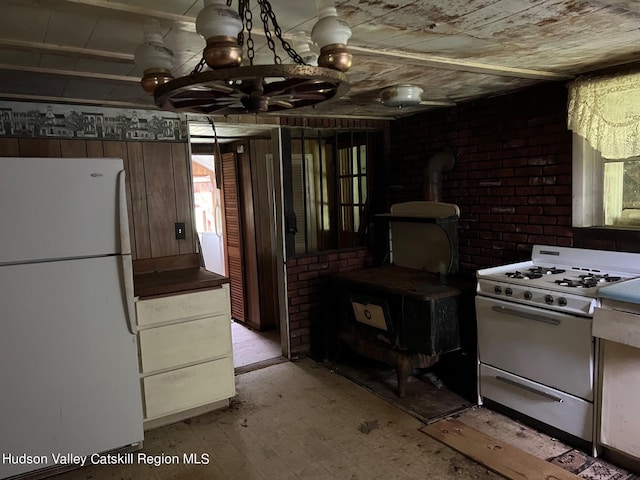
{"left": 395, "top": 354, "right": 413, "bottom": 398}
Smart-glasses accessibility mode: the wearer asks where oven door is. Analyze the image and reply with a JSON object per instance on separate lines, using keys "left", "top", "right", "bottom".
{"left": 476, "top": 296, "right": 594, "bottom": 400}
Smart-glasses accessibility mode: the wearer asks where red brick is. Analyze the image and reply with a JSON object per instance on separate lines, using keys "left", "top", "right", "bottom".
{"left": 528, "top": 196, "right": 557, "bottom": 205}
{"left": 289, "top": 295, "right": 309, "bottom": 306}
{"left": 296, "top": 256, "right": 319, "bottom": 265}
{"left": 516, "top": 225, "right": 544, "bottom": 234}
{"left": 287, "top": 265, "right": 308, "bottom": 275}
{"left": 308, "top": 262, "right": 330, "bottom": 271}
{"left": 288, "top": 312, "right": 307, "bottom": 322}
{"left": 297, "top": 271, "right": 319, "bottom": 281}
{"left": 290, "top": 327, "right": 310, "bottom": 338}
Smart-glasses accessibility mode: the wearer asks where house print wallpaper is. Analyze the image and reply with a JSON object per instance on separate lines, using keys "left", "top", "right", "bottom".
{"left": 0, "top": 101, "right": 188, "bottom": 142}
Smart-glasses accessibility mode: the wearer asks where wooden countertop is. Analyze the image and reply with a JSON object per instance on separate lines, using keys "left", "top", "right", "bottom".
{"left": 134, "top": 267, "right": 229, "bottom": 298}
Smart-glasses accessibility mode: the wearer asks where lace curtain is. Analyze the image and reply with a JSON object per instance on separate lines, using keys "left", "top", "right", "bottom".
{"left": 567, "top": 71, "right": 640, "bottom": 159}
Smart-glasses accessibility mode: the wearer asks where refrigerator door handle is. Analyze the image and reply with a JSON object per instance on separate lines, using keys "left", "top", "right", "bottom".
{"left": 121, "top": 254, "right": 137, "bottom": 335}
{"left": 118, "top": 170, "right": 137, "bottom": 335}
{"left": 118, "top": 170, "right": 132, "bottom": 256}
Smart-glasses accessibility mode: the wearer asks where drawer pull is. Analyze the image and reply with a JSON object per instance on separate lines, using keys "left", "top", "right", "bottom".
{"left": 495, "top": 376, "right": 564, "bottom": 403}
{"left": 491, "top": 305, "right": 561, "bottom": 326}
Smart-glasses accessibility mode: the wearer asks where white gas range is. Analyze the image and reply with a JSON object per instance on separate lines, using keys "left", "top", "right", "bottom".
{"left": 476, "top": 245, "right": 640, "bottom": 451}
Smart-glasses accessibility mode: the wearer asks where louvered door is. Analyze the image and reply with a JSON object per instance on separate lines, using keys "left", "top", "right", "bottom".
{"left": 220, "top": 152, "right": 246, "bottom": 323}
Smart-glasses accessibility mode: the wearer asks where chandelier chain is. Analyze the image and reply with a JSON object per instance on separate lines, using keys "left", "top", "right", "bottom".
{"left": 258, "top": 1, "right": 281, "bottom": 64}
{"left": 181, "top": 0, "right": 311, "bottom": 78}
{"left": 260, "top": 0, "right": 307, "bottom": 65}
{"left": 244, "top": 3, "right": 255, "bottom": 65}
{"left": 190, "top": 57, "right": 207, "bottom": 76}
{"left": 237, "top": 0, "right": 246, "bottom": 52}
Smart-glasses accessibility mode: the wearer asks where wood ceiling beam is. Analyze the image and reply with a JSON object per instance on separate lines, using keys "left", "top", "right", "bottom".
{"left": 349, "top": 46, "right": 574, "bottom": 80}
{"left": 0, "top": 38, "right": 134, "bottom": 62}
{"left": 54, "top": 0, "right": 278, "bottom": 38}
{"left": 0, "top": 92, "right": 154, "bottom": 110}
{"left": 55, "top": 0, "right": 197, "bottom": 27}
{"left": 0, "top": 63, "right": 138, "bottom": 83}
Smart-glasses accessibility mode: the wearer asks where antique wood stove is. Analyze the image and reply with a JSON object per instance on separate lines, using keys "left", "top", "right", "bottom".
{"left": 334, "top": 201, "right": 461, "bottom": 397}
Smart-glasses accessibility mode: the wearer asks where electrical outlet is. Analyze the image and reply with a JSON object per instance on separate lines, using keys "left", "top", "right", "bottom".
{"left": 175, "top": 222, "right": 186, "bottom": 240}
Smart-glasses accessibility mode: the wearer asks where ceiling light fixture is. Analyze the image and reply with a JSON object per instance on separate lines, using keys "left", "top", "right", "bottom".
{"left": 380, "top": 84, "right": 424, "bottom": 108}
{"left": 135, "top": 0, "right": 352, "bottom": 115}
{"left": 134, "top": 19, "right": 176, "bottom": 95}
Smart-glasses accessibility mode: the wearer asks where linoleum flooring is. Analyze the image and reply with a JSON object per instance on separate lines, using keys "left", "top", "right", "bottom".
{"left": 231, "top": 321, "right": 281, "bottom": 369}
{"left": 49, "top": 358, "right": 592, "bottom": 480}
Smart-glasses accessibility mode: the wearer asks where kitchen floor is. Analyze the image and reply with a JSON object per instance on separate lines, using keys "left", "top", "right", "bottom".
{"left": 48, "top": 358, "right": 606, "bottom": 480}
{"left": 231, "top": 321, "right": 282, "bottom": 370}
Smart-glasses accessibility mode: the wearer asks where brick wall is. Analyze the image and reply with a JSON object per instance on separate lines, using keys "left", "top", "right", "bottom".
{"left": 389, "top": 83, "right": 576, "bottom": 272}
{"left": 285, "top": 82, "right": 640, "bottom": 356}
{"left": 389, "top": 82, "right": 640, "bottom": 271}
{"left": 286, "top": 248, "right": 374, "bottom": 358}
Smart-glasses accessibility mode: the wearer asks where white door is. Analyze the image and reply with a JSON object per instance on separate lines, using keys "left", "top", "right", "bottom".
{"left": 0, "top": 256, "right": 143, "bottom": 479}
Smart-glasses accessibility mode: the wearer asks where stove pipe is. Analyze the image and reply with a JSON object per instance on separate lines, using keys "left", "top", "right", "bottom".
{"left": 424, "top": 149, "right": 456, "bottom": 201}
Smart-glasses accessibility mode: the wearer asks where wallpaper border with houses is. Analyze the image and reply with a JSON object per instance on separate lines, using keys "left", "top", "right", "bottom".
{"left": 0, "top": 101, "right": 188, "bottom": 142}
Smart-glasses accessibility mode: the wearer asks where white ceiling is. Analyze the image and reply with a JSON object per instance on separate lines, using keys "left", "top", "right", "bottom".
{"left": 0, "top": 0, "right": 639, "bottom": 122}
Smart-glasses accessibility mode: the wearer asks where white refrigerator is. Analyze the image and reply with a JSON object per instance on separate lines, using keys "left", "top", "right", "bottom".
{"left": 0, "top": 157, "right": 143, "bottom": 479}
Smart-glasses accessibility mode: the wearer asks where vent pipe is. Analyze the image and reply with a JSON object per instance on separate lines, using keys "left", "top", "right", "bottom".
{"left": 424, "top": 149, "right": 456, "bottom": 201}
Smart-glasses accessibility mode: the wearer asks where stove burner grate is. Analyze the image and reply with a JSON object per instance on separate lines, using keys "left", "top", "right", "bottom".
{"left": 554, "top": 274, "right": 622, "bottom": 288}
{"left": 505, "top": 266, "right": 566, "bottom": 280}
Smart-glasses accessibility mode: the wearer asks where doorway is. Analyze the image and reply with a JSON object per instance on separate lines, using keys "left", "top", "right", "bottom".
{"left": 190, "top": 132, "right": 288, "bottom": 369}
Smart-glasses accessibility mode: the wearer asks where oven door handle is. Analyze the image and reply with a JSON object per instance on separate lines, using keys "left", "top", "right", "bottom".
{"left": 491, "top": 305, "right": 561, "bottom": 326}
{"left": 495, "top": 376, "right": 564, "bottom": 403}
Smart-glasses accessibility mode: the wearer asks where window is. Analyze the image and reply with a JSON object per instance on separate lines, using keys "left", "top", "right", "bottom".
{"left": 287, "top": 129, "right": 379, "bottom": 253}
{"left": 573, "top": 133, "right": 640, "bottom": 228}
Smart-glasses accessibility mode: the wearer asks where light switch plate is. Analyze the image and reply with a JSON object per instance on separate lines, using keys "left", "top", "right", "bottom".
{"left": 175, "top": 222, "right": 186, "bottom": 240}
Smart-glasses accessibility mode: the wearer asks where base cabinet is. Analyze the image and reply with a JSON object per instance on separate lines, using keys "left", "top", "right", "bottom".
{"left": 599, "top": 340, "right": 640, "bottom": 458}
{"left": 135, "top": 284, "right": 235, "bottom": 428}
{"left": 594, "top": 297, "right": 640, "bottom": 462}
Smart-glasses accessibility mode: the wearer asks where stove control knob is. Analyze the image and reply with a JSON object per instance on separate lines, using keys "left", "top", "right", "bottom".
{"left": 505, "top": 287, "right": 513, "bottom": 296}
{"left": 545, "top": 294, "right": 554, "bottom": 305}
{"left": 524, "top": 291, "right": 532, "bottom": 300}
{"left": 558, "top": 297, "right": 567, "bottom": 307}
{"left": 494, "top": 286, "right": 502, "bottom": 294}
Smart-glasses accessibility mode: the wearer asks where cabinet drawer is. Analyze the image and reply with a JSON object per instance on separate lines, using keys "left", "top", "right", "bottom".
{"left": 139, "top": 315, "right": 231, "bottom": 373}
{"left": 136, "top": 285, "right": 229, "bottom": 327}
{"left": 143, "top": 358, "right": 235, "bottom": 419}
{"left": 480, "top": 364, "right": 593, "bottom": 441}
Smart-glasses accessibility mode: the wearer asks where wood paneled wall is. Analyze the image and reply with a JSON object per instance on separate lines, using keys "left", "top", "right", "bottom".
{"left": 0, "top": 137, "right": 196, "bottom": 261}
{"left": 249, "top": 138, "right": 280, "bottom": 330}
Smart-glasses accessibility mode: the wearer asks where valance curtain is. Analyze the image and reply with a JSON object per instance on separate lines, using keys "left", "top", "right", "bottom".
{"left": 568, "top": 71, "right": 640, "bottom": 159}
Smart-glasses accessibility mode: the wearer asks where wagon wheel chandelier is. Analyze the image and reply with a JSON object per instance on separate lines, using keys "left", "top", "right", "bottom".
{"left": 134, "top": 0, "right": 352, "bottom": 115}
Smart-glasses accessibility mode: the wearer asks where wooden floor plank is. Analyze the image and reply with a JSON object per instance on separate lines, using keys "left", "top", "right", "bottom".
{"left": 421, "top": 418, "right": 582, "bottom": 480}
